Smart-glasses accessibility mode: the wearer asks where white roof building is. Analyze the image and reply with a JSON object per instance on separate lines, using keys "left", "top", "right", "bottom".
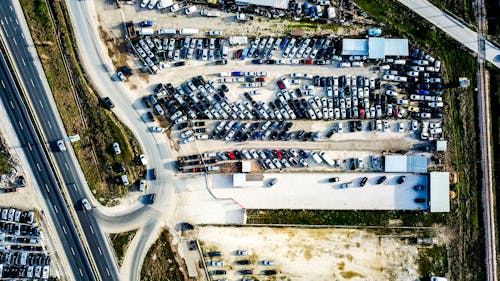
{"left": 342, "top": 37, "right": 409, "bottom": 59}
{"left": 384, "top": 155, "right": 428, "bottom": 173}
{"left": 235, "top": 0, "right": 289, "bottom": 9}
{"left": 233, "top": 173, "right": 264, "bottom": 187}
{"left": 429, "top": 172, "right": 450, "bottom": 212}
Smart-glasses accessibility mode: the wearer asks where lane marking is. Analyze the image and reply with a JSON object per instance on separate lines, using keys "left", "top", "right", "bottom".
{"left": 89, "top": 225, "right": 94, "bottom": 234}
{"left": 47, "top": 121, "right": 52, "bottom": 129}
{"left": 79, "top": 268, "right": 83, "bottom": 277}
{"left": 9, "top": 100, "right": 14, "bottom": 108}
{"left": 62, "top": 226, "right": 67, "bottom": 235}
{"left": 27, "top": 142, "right": 32, "bottom": 151}
{"left": 106, "top": 268, "right": 110, "bottom": 276}
{"left": 15, "top": 19, "right": 19, "bottom": 25}
{"left": 21, "top": 33, "right": 24, "bottom": 39}
{"left": 38, "top": 99, "right": 44, "bottom": 109}
{"left": 44, "top": 184, "right": 49, "bottom": 193}
{"left": 98, "top": 247, "right": 102, "bottom": 255}
{"left": 18, "top": 121, "right": 23, "bottom": 130}
{"left": 10, "top": 5, "right": 13, "bottom": 11}
{"left": 30, "top": 79, "right": 34, "bottom": 87}
{"left": 53, "top": 205, "right": 58, "bottom": 214}
{"left": 36, "top": 163, "right": 41, "bottom": 171}
{"left": 64, "top": 163, "right": 69, "bottom": 171}
{"left": 71, "top": 247, "right": 75, "bottom": 256}
{"left": 13, "top": 38, "right": 17, "bottom": 46}
{"left": 1, "top": 80, "right": 5, "bottom": 88}
{"left": 0, "top": 20, "right": 4, "bottom": 25}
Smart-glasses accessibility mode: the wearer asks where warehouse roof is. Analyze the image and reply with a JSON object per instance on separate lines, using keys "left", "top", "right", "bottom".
{"left": 384, "top": 155, "right": 428, "bottom": 173}
{"left": 429, "top": 172, "right": 450, "bottom": 212}
{"left": 235, "top": 0, "right": 289, "bottom": 9}
{"left": 342, "top": 37, "right": 409, "bottom": 58}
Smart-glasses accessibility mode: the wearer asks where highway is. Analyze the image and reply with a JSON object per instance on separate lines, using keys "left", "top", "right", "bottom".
{"left": 0, "top": 38, "right": 94, "bottom": 280}
{"left": 0, "top": 1, "right": 119, "bottom": 280}
{"left": 398, "top": 0, "right": 500, "bottom": 69}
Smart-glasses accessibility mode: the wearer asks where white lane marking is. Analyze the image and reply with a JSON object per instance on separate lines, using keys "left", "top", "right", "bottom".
{"left": 21, "top": 33, "right": 24, "bottom": 39}
{"left": 0, "top": 20, "right": 3, "bottom": 25}
{"left": 53, "top": 205, "right": 58, "bottom": 214}
{"left": 38, "top": 99, "right": 44, "bottom": 108}
{"left": 10, "top": 5, "right": 13, "bottom": 11}
{"left": 47, "top": 121, "right": 52, "bottom": 129}
{"left": 98, "top": 247, "right": 102, "bottom": 255}
{"left": 89, "top": 225, "right": 94, "bottom": 234}
{"left": 13, "top": 38, "right": 17, "bottom": 46}
{"left": 73, "top": 184, "right": 77, "bottom": 192}
{"left": 9, "top": 100, "right": 14, "bottom": 108}
{"left": 44, "top": 184, "right": 49, "bottom": 193}
{"left": 15, "top": 19, "right": 18, "bottom": 25}
{"left": 36, "top": 163, "right": 41, "bottom": 171}
{"left": 18, "top": 121, "right": 23, "bottom": 130}
{"left": 30, "top": 79, "right": 34, "bottom": 87}
{"left": 64, "top": 163, "right": 69, "bottom": 171}
{"left": 27, "top": 142, "right": 32, "bottom": 151}
{"left": 62, "top": 226, "right": 67, "bottom": 235}
{"left": 79, "top": 268, "right": 83, "bottom": 276}
{"left": 1, "top": 80, "right": 5, "bottom": 88}
{"left": 106, "top": 268, "right": 110, "bottom": 276}
{"left": 71, "top": 247, "right": 75, "bottom": 256}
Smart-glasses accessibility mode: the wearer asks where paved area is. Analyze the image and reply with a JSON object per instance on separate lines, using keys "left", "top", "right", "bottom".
{"left": 398, "top": 0, "right": 500, "bottom": 68}
{"left": 207, "top": 173, "right": 429, "bottom": 210}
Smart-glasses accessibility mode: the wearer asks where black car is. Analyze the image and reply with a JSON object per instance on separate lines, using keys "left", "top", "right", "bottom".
{"left": 208, "top": 251, "right": 222, "bottom": 257}
{"left": 215, "top": 59, "right": 227, "bottom": 65}
{"left": 150, "top": 168, "right": 157, "bottom": 180}
{"left": 102, "top": 97, "right": 114, "bottom": 109}
{"left": 325, "top": 129, "right": 335, "bottom": 138}
{"left": 263, "top": 269, "right": 277, "bottom": 275}
{"left": 329, "top": 177, "right": 339, "bottom": 183}
{"left": 221, "top": 84, "right": 229, "bottom": 92}
{"left": 173, "top": 61, "right": 186, "bottom": 67}
{"left": 397, "top": 176, "right": 406, "bottom": 184}
{"left": 376, "top": 176, "right": 386, "bottom": 184}
{"left": 235, "top": 260, "right": 251, "bottom": 265}
{"left": 145, "top": 193, "right": 156, "bottom": 205}
{"left": 252, "top": 59, "right": 264, "bottom": 64}
{"left": 210, "top": 270, "right": 226, "bottom": 275}
{"left": 177, "top": 122, "right": 188, "bottom": 130}
{"left": 265, "top": 59, "right": 276, "bottom": 64}
{"left": 146, "top": 112, "right": 155, "bottom": 122}
{"left": 414, "top": 198, "right": 426, "bottom": 203}
{"left": 239, "top": 269, "right": 253, "bottom": 275}
{"left": 115, "top": 162, "right": 126, "bottom": 173}
{"left": 359, "top": 177, "right": 368, "bottom": 187}
{"left": 356, "top": 121, "right": 362, "bottom": 131}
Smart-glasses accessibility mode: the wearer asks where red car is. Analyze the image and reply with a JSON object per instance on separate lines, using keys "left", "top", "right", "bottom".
{"left": 226, "top": 151, "right": 235, "bottom": 160}
{"left": 272, "top": 149, "right": 282, "bottom": 159}
{"left": 359, "top": 108, "right": 365, "bottom": 119}
{"left": 256, "top": 77, "right": 266, "bottom": 82}
{"left": 393, "top": 106, "right": 399, "bottom": 118}
{"left": 305, "top": 59, "right": 313, "bottom": 64}
{"left": 234, "top": 49, "right": 243, "bottom": 59}
{"left": 277, "top": 80, "right": 285, "bottom": 90}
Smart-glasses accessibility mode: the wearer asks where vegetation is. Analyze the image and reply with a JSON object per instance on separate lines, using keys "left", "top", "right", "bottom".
{"left": 0, "top": 140, "right": 12, "bottom": 175}
{"left": 109, "top": 230, "right": 137, "bottom": 266}
{"left": 247, "top": 210, "right": 446, "bottom": 226}
{"left": 20, "top": 0, "right": 143, "bottom": 205}
{"left": 426, "top": 0, "right": 475, "bottom": 25}
{"left": 141, "top": 229, "right": 188, "bottom": 281}
{"left": 417, "top": 245, "right": 449, "bottom": 278}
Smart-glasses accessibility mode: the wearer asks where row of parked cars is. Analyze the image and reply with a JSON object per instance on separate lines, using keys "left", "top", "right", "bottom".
{"left": 205, "top": 250, "right": 276, "bottom": 279}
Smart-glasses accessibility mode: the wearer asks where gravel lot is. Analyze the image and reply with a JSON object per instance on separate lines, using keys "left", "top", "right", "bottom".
{"left": 207, "top": 172, "right": 429, "bottom": 210}
{"left": 198, "top": 226, "right": 420, "bottom": 281}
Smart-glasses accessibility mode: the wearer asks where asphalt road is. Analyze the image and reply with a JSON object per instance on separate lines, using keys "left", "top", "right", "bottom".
{"left": 0, "top": 1, "right": 119, "bottom": 280}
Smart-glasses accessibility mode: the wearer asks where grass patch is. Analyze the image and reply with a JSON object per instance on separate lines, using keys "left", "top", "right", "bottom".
{"left": 0, "top": 139, "right": 12, "bottom": 175}
{"left": 426, "top": 0, "right": 475, "bottom": 25}
{"left": 20, "top": 0, "right": 143, "bottom": 205}
{"left": 247, "top": 210, "right": 446, "bottom": 227}
{"left": 109, "top": 230, "right": 137, "bottom": 267}
{"left": 417, "top": 245, "right": 448, "bottom": 278}
{"left": 140, "top": 229, "right": 188, "bottom": 281}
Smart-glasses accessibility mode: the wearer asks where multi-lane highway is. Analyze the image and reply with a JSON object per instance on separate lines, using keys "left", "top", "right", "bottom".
{"left": 0, "top": 1, "right": 119, "bottom": 280}
{"left": 0, "top": 39, "right": 95, "bottom": 280}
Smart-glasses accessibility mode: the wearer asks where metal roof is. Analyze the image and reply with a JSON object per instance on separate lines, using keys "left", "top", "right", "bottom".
{"left": 236, "top": 0, "right": 289, "bottom": 9}
{"left": 429, "top": 172, "right": 450, "bottom": 212}
{"left": 368, "top": 37, "right": 385, "bottom": 59}
{"left": 384, "top": 155, "right": 428, "bottom": 173}
{"left": 341, "top": 39, "right": 368, "bottom": 56}
{"left": 384, "top": 38, "right": 409, "bottom": 57}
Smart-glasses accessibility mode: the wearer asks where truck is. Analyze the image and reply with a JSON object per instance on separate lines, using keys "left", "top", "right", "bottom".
{"left": 125, "top": 21, "right": 136, "bottom": 37}
{"left": 179, "top": 28, "right": 199, "bottom": 36}
{"left": 327, "top": 7, "right": 336, "bottom": 20}
{"left": 157, "top": 0, "right": 173, "bottom": 9}
{"left": 311, "top": 152, "right": 323, "bottom": 164}
{"left": 319, "top": 151, "right": 335, "bottom": 166}
{"left": 201, "top": 9, "right": 221, "bottom": 17}
{"left": 139, "top": 28, "right": 154, "bottom": 36}
{"left": 157, "top": 28, "right": 177, "bottom": 35}
{"left": 220, "top": 72, "right": 231, "bottom": 77}
{"left": 229, "top": 36, "right": 248, "bottom": 46}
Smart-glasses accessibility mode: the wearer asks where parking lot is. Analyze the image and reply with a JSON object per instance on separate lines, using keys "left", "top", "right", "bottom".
{"left": 206, "top": 172, "right": 429, "bottom": 210}
{"left": 197, "top": 226, "right": 421, "bottom": 281}
{"left": 0, "top": 208, "right": 52, "bottom": 279}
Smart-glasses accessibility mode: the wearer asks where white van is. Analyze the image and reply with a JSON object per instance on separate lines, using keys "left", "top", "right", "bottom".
{"left": 311, "top": 152, "right": 323, "bottom": 164}
{"left": 319, "top": 151, "right": 335, "bottom": 166}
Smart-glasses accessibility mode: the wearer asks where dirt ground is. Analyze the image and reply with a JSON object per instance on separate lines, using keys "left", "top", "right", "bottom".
{"left": 197, "top": 226, "right": 419, "bottom": 281}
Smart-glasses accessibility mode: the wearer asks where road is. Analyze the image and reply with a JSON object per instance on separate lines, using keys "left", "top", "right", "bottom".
{"left": 398, "top": 0, "right": 500, "bottom": 69}
{"left": 0, "top": 36, "right": 95, "bottom": 280}
{"left": 64, "top": 1, "right": 178, "bottom": 280}
{"left": 0, "top": 1, "right": 119, "bottom": 280}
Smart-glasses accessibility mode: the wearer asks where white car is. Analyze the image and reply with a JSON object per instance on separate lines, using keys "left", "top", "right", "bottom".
{"left": 57, "top": 140, "right": 66, "bottom": 152}
{"left": 170, "top": 3, "right": 180, "bottom": 12}
{"left": 208, "top": 30, "right": 222, "bottom": 36}
{"left": 399, "top": 122, "right": 405, "bottom": 132}
{"left": 397, "top": 99, "right": 409, "bottom": 105}
{"left": 150, "top": 126, "right": 165, "bottom": 133}
{"left": 112, "top": 142, "right": 121, "bottom": 155}
{"left": 82, "top": 198, "right": 92, "bottom": 211}
{"left": 139, "top": 154, "right": 148, "bottom": 165}
{"left": 412, "top": 120, "right": 419, "bottom": 131}
{"left": 117, "top": 71, "right": 126, "bottom": 81}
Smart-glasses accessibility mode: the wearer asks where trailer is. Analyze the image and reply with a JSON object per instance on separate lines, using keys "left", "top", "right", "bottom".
{"left": 158, "top": 28, "right": 177, "bottom": 35}
{"left": 157, "top": 0, "right": 173, "bottom": 9}
{"left": 327, "top": 7, "right": 336, "bottom": 19}
{"left": 201, "top": 9, "right": 221, "bottom": 17}
{"left": 125, "top": 21, "right": 136, "bottom": 37}
{"left": 179, "top": 28, "right": 199, "bottom": 36}
{"left": 139, "top": 28, "right": 154, "bottom": 36}
{"left": 311, "top": 152, "right": 323, "bottom": 164}
{"left": 229, "top": 36, "right": 248, "bottom": 46}
{"left": 319, "top": 151, "right": 335, "bottom": 166}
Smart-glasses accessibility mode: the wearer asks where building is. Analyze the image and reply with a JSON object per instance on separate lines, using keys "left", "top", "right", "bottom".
{"left": 233, "top": 173, "right": 264, "bottom": 187}
{"left": 342, "top": 37, "right": 409, "bottom": 59}
{"left": 429, "top": 172, "right": 450, "bottom": 212}
{"left": 384, "top": 155, "right": 428, "bottom": 173}
{"left": 235, "top": 0, "right": 289, "bottom": 9}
